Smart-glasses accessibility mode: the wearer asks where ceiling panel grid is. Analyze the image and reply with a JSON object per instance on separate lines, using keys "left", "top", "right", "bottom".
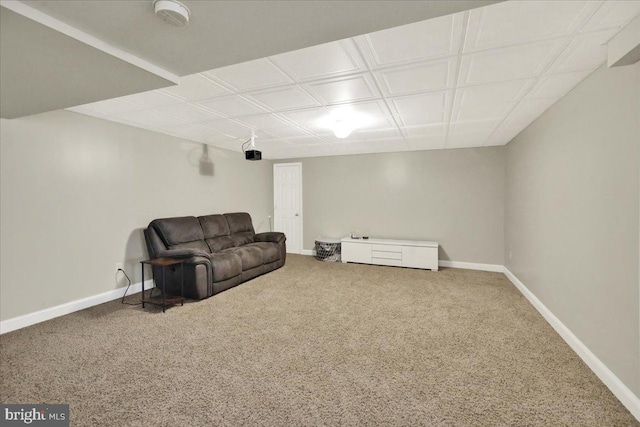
{"left": 66, "top": 0, "right": 640, "bottom": 159}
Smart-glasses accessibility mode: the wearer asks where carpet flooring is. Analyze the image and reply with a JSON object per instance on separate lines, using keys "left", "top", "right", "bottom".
{"left": 1, "top": 255, "right": 637, "bottom": 426}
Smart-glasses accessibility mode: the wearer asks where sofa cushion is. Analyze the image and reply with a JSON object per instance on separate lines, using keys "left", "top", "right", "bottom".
{"left": 151, "top": 216, "right": 204, "bottom": 246}
{"left": 210, "top": 252, "right": 242, "bottom": 282}
{"left": 221, "top": 246, "right": 263, "bottom": 270}
{"left": 199, "top": 215, "right": 230, "bottom": 238}
{"left": 206, "top": 236, "right": 235, "bottom": 253}
{"left": 170, "top": 240, "right": 210, "bottom": 253}
{"left": 230, "top": 232, "right": 254, "bottom": 247}
{"left": 224, "top": 212, "right": 255, "bottom": 234}
{"left": 245, "top": 242, "right": 280, "bottom": 264}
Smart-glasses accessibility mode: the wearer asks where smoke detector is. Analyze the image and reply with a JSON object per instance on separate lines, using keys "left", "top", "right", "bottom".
{"left": 154, "top": 0, "right": 190, "bottom": 27}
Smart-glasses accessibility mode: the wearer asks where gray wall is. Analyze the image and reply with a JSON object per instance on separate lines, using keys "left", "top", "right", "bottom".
{"left": 0, "top": 110, "right": 273, "bottom": 321}
{"left": 276, "top": 147, "right": 505, "bottom": 265}
{"left": 505, "top": 63, "right": 640, "bottom": 395}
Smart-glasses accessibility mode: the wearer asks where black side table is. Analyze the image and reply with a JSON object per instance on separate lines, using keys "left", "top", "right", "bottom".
{"left": 141, "top": 258, "right": 185, "bottom": 312}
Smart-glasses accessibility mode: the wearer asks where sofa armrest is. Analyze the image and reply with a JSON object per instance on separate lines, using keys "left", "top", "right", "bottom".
{"left": 155, "top": 248, "right": 212, "bottom": 260}
{"left": 255, "top": 232, "right": 286, "bottom": 243}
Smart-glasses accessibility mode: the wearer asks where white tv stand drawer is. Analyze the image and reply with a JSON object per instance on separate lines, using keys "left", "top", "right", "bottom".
{"left": 341, "top": 237, "right": 438, "bottom": 271}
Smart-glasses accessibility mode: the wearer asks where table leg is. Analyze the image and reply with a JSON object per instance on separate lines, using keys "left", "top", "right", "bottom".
{"left": 181, "top": 263, "right": 184, "bottom": 306}
{"left": 162, "top": 266, "right": 166, "bottom": 313}
{"left": 141, "top": 263, "right": 145, "bottom": 309}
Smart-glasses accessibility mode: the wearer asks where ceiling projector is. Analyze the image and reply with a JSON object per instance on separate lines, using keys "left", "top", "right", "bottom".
{"left": 245, "top": 150, "right": 262, "bottom": 161}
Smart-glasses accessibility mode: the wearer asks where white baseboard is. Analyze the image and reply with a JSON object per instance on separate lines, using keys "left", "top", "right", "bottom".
{"left": 0, "top": 280, "right": 154, "bottom": 335}
{"left": 503, "top": 267, "right": 640, "bottom": 421}
{"left": 300, "top": 250, "right": 503, "bottom": 273}
{"left": 438, "top": 260, "right": 504, "bottom": 272}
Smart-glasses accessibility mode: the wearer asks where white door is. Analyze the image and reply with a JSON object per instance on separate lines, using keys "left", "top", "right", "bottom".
{"left": 274, "top": 163, "right": 302, "bottom": 254}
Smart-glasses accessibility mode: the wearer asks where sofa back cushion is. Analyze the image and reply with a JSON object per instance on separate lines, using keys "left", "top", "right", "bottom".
{"left": 149, "top": 216, "right": 209, "bottom": 252}
{"left": 198, "top": 214, "right": 235, "bottom": 252}
{"left": 224, "top": 212, "right": 255, "bottom": 246}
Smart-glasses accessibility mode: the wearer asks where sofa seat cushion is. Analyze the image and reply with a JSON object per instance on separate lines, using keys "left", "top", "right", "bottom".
{"left": 210, "top": 252, "right": 242, "bottom": 282}
{"left": 245, "top": 242, "right": 280, "bottom": 264}
{"left": 169, "top": 240, "right": 210, "bottom": 253}
{"left": 221, "top": 246, "right": 263, "bottom": 270}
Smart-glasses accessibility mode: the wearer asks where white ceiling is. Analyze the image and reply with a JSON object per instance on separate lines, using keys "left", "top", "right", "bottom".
{"left": 69, "top": 0, "right": 640, "bottom": 159}
{"left": 1, "top": 0, "right": 498, "bottom": 118}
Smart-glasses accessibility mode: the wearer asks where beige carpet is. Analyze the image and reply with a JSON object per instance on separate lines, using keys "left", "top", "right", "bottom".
{"left": 1, "top": 255, "right": 637, "bottom": 426}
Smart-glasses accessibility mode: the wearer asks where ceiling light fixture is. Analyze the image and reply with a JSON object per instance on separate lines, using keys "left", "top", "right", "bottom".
{"left": 154, "top": 0, "right": 191, "bottom": 27}
{"left": 333, "top": 120, "right": 354, "bottom": 139}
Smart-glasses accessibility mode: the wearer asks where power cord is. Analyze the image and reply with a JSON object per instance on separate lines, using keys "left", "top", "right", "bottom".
{"left": 241, "top": 138, "right": 252, "bottom": 153}
{"left": 117, "top": 268, "right": 156, "bottom": 305}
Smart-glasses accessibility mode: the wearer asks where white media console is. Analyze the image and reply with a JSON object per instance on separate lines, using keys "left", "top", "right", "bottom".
{"left": 341, "top": 237, "right": 438, "bottom": 271}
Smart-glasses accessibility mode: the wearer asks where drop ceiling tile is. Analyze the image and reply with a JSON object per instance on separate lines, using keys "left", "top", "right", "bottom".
{"left": 452, "top": 80, "right": 534, "bottom": 122}
{"left": 356, "top": 13, "right": 464, "bottom": 67}
{"left": 234, "top": 113, "right": 296, "bottom": 131}
{"left": 501, "top": 97, "right": 560, "bottom": 129}
{"left": 402, "top": 124, "right": 445, "bottom": 138}
{"left": 303, "top": 73, "right": 380, "bottom": 105}
{"left": 326, "top": 100, "right": 396, "bottom": 130}
{"left": 282, "top": 136, "right": 326, "bottom": 146}
{"left": 110, "top": 109, "right": 186, "bottom": 129}
{"left": 152, "top": 103, "right": 222, "bottom": 123}
{"left": 406, "top": 135, "right": 447, "bottom": 150}
{"left": 351, "top": 128, "right": 404, "bottom": 141}
{"left": 117, "top": 90, "right": 181, "bottom": 109}
{"left": 581, "top": 1, "right": 640, "bottom": 32}
{"left": 464, "top": 1, "right": 597, "bottom": 52}
{"left": 268, "top": 127, "right": 314, "bottom": 139}
{"left": 279, "top": 108, "right": 329, "bottom": 129}
{"left": 158, "top": 123, "right": 214, "bottom": 140}
{"left": 388, "top": 90, "right": 451, "bottom": 126}
{"left": 258, "top": 140, "right": 296, "bottom": 153}
{"left": 450, "top": 120, "right": 499, "bottom": 133}
{"left": 526, "top": 70, "right": 592, "bottom": 99}
{"left": 195, "top": 95, "right": 268, "bottom": 118}
{"left": 160, "top": 74, "right": 230, "bottom": 101}
{"left": 459, "top": 39, "right": 568, "bottom": 85}
{"left": 547, "top": 29, "right": 619, "bottom": 73}
{"left": 447, "top": 130, "right": 493, "bottom": 148}
{"left": 203, "top": 58, "right": 293, "bottom": 92}
{"left": 375, "top": 58, "right": 456, "bottom": 96}
{"left": 244, "top": 85, "right": 321, "bottom": 111}
{"left": 337, "top": 139, "right": 410, "bottom": 156}
{"left": 236, "top": 114, "right": 296, "bottom": 132}
{"left": 270, "top": 40, "right": 366, "bottom": 81}
{"left": 199, "top": 119, "right": 255, "bottom": 139}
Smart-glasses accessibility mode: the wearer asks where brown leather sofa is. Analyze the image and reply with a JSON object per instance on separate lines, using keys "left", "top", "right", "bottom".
{"left": 144, "top": 212, "right": 286, "bottom": 299}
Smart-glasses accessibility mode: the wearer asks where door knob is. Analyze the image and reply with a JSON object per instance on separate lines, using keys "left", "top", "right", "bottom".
{"left": 295, "top": 213, "right": 299, "bottom": 216}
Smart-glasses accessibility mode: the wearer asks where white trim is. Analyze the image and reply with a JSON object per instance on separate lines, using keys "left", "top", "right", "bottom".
{"left": 438, "top": 260, "right": 504, "bottom": 272}
{"left": 301, "top": 251, "right": 503, "bottom": 273}
{"left": 0, "top": 280, "right": 154, "bottom": 335}
{"left": 503, "top": 267, "right": 640, "bottom": 422}
{"left": 0, "top": 0, "right": 180, "bottom": 84}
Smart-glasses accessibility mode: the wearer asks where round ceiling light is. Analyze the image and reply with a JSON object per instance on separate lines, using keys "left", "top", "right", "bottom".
{"left": 333, "top": 120, "right": 354, "bottom": 139}
{"left": 154, "top": 0, "right": 190, "bottom": 27}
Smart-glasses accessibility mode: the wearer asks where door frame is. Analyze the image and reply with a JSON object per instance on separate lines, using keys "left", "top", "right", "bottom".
{"left": 273, "top": 162, "right": 303, "bottom": 254}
